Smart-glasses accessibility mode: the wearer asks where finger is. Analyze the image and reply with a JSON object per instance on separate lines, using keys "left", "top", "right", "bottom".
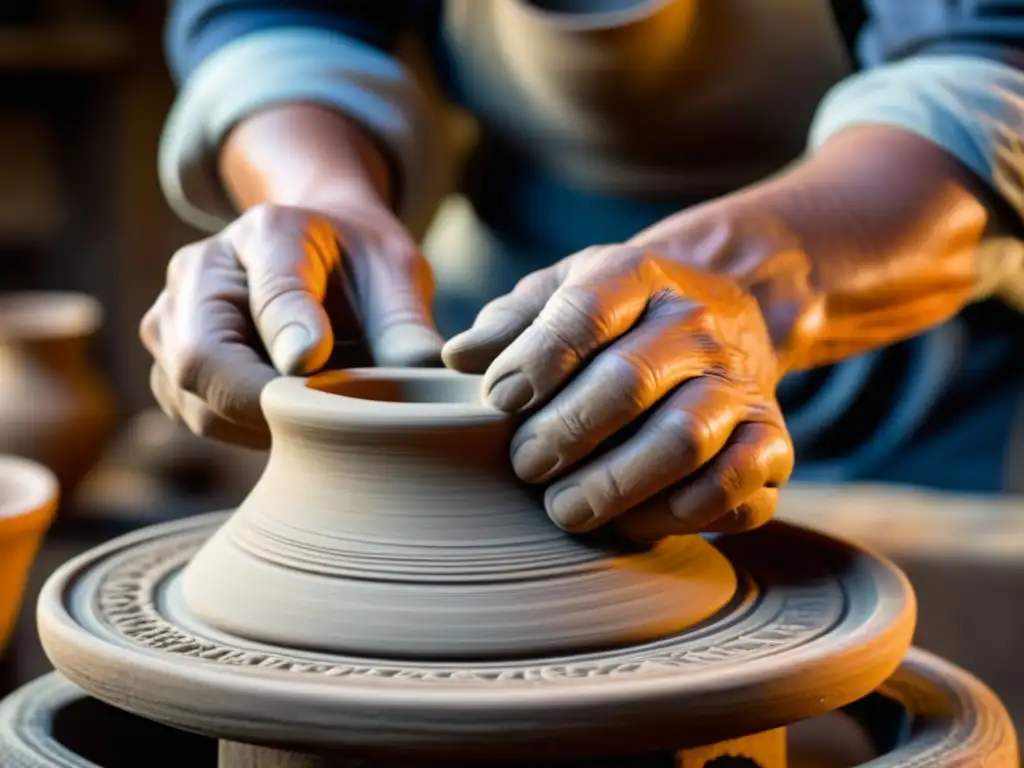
{"left": 339, "top": 220, "right": 445, "bottom": 367}
{"left": 150, "top": 364, "right": 270, "bottom": 450}
{"left": 357, "top": 250, "right": 444, "bottom": 367}
{"left": 481, "top": 248, "right": 659, "bottom": 412}
{"left": 227, "top": 207, "right": 337, "bottom": 374}
{"left": 704, "top": 487, "right": 777, "bottom": 534}
{"left": 442, "top": 263, "right": 568, "bottom": 373}
{"left": 540, "top": 377, "right": 745, "bottom": 532}
{"left": 177, "top": 390, "right": 271, "bottom": 450}
{"left": 509, "top": 313, "right": 725, "bottom": 483}
{"left": 139, "top": 290, "right": 169, "bottom": 363}
{"left": 615, "top": 422, "right": 793, "bottom": 540}
{"left": 149, "top": 363, "right": 179, "bottom": 422}
{"left": 165, "top": 238, "right": 278, "bottom": 431}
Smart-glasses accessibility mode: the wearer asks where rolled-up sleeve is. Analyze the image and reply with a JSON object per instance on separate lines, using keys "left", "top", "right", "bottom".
{"left": 160, "top": 0, "right": 434, "bottom": 232}
{"left": 810, "top": 0, "right": 1024, "bottom": 309}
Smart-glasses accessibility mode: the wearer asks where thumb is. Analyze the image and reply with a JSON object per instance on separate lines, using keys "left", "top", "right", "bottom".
{"left": 354, "top": 246, "right": 445, "bottom": 367}
{"left": 228, "top": 212, "right": 337, "bottom": 375}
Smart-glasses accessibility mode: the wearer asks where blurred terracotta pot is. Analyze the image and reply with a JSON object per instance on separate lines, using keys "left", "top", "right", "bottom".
{"left": 0, "top": 292, "right": 116, "bottom": 497}
{"left": 0, "top": 455, "right": 58, "bottom": 650}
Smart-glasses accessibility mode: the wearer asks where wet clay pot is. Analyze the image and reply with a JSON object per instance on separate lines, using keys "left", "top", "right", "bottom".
{"left": 0, "top": 292, "right": 116, "bottom": 497}
{"left": 182, "top": 368, "right": 737, "bottom": 658}
{"left": 0, "top": 455, "right": 58, "bottom": 652}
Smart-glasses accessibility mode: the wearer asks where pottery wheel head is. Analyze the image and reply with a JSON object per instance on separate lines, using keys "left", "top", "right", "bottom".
{"left": 178, "top": 368, "right": 740, "bottom": 659}
{"left": 37, "top": 513, "right": 916, "bottom": 757}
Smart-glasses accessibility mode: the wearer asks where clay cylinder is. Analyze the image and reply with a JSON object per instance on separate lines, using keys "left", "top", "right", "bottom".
{"left": 180, "top": 369, "right": 736, "bottom": 660}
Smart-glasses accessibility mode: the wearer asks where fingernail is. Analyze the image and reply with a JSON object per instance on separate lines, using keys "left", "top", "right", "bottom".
{"left": 270, "top": 323, "right": 312, "bottom": 373}
{"left": 487, "top": 372, "right": 534, "bottom": 412}
{"left": 511, "top": 438, "right": 560, "bottom": 482}
{"left": 374, "top": 324, "right": 444, "bottom": 367}
{"left": 548, "top": 485, "right": 595, "bottom": 532}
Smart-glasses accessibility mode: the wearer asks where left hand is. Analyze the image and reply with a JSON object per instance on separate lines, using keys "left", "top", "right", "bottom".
{"left": 442, "top": 240, "right": 795, "bottom": 542}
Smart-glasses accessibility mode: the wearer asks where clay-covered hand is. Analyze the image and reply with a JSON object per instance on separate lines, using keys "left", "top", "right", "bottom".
{"left": 140, "top": 199, "right": 442, "bottom": 449}
{"left": 443, "top": 245, "right": 794, "bottom": 542}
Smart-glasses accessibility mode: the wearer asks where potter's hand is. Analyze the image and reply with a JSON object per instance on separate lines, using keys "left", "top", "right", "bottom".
{"left": 140, "top": 201, "right": 442, "bottom": 449}
{"left": 443, "top": 245, "right": 794, "bottom": 541}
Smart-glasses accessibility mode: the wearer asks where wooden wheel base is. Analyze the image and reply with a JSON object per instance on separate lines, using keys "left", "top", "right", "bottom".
{"left": 0, "top": 649, "right": 1016, "bottom": 767}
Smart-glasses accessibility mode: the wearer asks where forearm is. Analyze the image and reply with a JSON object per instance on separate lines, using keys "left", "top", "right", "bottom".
{"left": 632, "top": 126, "right": 990, "bottom": 375}
{"left": 219, "top": 103, "right": 393, "bottom": 213}
{"left": 160, "top": 1, "right": 430, "bottom": 231}
{"left": 745, "top": 125, "right": 988, "bottom": 373}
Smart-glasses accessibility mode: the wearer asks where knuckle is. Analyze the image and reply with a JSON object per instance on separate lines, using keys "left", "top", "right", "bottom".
{"left": 709, "top": 461, "right": 749, "bottom": 510}
{"left": 166, "top": 243, "right": 202, "bottom": 285}
{"left": 249, "top": 275, "right": 312, "bottom": 322}
{"left": 585, "top": 465, "right": 630, "bottom": 519}
{"left": 603, "top": 350, "right": 660, "bottom": 407}
{"left": 538, "top": 285, "right": 606, "bottom": 354}
{"left": 557, "top": 284, "right": 604, "bottom": 325}
{"left": 169, "top": 344, "right": 212, "bottom": 395}
{"left": 568, "top": 245, "right": 614, "bottom": 271}
{"left": 659, "top": 407, "right": 715, "bottom": 459}
{"left": 545, "top": 404, "right": 595, "bottom": 449}
{"left": 621, "top": 246, "right": 655, "bottom": 273}
{"left": 746, "top": 447, "right": 773, "bottom": 486}
{"left": 525, "top": 412, "right": 591, "bottom": 472}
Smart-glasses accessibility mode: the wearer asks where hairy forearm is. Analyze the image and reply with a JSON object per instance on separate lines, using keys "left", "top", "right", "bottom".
{"left": 219, "top": 103, "right": 394, "bottom": 213}
{"left": 634, "top": 126, "right": 990, "bottom": 375}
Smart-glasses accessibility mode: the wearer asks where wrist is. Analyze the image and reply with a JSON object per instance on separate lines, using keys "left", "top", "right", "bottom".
{"left": 725, "top": 126, "right": 987, "bottom": 371}
{"left": 219, "top": 104, "right": 394, "bottom": 215}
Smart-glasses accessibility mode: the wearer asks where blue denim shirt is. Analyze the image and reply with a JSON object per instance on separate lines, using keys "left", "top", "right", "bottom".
{"left": 159, "top": 0, "right": 1024, "bottom": 492}
{"left": 165, "top": 1, "right": 1024, "bottom": 80}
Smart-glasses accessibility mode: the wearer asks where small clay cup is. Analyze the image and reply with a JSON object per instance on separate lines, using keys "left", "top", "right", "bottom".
{"left": 0, "top": 456, "right": 58, "bottom": 651}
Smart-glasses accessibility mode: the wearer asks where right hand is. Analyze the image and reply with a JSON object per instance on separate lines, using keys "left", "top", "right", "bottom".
{"left": 140, "top": 199, "right": 442, "bottom": 449}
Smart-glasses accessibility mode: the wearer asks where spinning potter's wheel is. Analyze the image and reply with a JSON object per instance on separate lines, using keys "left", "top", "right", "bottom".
{"left": 34, "top": 370, "right": 1017, "bottom": 766}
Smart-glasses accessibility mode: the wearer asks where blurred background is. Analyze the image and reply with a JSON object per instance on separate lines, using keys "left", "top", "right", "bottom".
{"left": 0, "top": 0, "right": 269, "bottom": 692}
{"left": 0, "top": 0, "right": 190, "bottom": 415}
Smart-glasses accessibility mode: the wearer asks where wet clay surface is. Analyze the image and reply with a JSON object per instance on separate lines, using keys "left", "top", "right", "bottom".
{"left": 182, "top": 369, "right": 737, "bottom": 659}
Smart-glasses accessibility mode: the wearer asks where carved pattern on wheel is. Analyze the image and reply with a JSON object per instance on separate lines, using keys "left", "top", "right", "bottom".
{"left": 90, "top": 527, "right": 845, "bottom": 683}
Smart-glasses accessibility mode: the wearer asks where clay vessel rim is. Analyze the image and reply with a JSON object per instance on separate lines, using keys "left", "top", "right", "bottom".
{"left": 0, "top": 291, "right": 103, "bottom": 341}
{"left": 0, "top": 455, "right": 58, "bottom": 528}
{"left": 263, "top": 368, "right": 508, "bottom": 427}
